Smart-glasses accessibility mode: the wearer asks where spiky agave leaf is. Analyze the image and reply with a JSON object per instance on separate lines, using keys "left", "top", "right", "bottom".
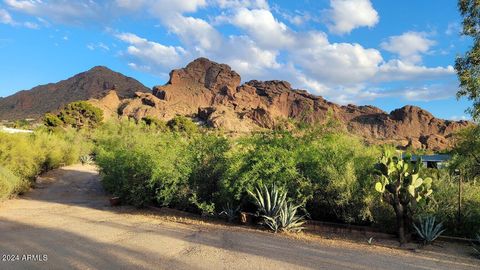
{"left": 413, "top": 216, "right": 446, "bottom": 245}
{"left": 278, "top": 202, "right": 306, "bottom": 233}
{"left": 248, "top": 184, "right": 287, "bottom": 217}
{"left": 471, "top": 233, "right": 480, "bottom": 257}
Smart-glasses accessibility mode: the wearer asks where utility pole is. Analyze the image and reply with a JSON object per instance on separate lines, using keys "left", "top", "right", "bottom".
{"left": 456, "top": 169, "right": 462, "bottom": 225}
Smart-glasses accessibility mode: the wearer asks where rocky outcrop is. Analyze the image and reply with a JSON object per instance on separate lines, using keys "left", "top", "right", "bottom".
{"left": 1, "top": 58, "right": 471, "bottom": 150}
{"left": 0, "top": 66, "right": 150, "bottom": 120}
{"left": 131, "top": 58, "right": 470, "bottom": 150}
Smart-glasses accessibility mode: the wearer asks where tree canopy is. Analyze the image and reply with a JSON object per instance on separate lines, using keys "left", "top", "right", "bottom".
{"left": 455, "top": 0, "right": 480, "bottom": 120}
{"left": 43, "top": 101, "right": 103, "bottom": 129}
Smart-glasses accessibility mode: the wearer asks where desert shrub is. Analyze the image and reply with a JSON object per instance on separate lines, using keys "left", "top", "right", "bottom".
{"left": 188, "top": 133, "right": 230, "bottom": 211}
{"left": 415, "top": 168, "right": 480, "bottom": 237}
{"left": 141, "top": 116, "right": 168, "bottom": 131}
{"left": 43, "top": 101, "right": 103, "bottom": 129}
{"left": 0, "top": 166, "right": 25, "bottom": 200}
{"left": 0, "top": 128, "right": 91, "bottom": 199}
{"left": 219, "top": 132, "right": 313, "bottom": 207}
{"left": 167, "top": 116, "right": 198, "bottom": 134}
{"left": 95, "top": 120, "right": 194, "bottom": 208}
{"left": 43, "top": 113, "right": 63, "bottom": 127}
{"left": 299, "top": 133, "right": 380, "bottom": 224}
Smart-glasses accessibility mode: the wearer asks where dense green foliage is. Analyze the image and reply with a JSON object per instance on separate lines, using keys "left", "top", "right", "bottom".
{"left": 450, "top": 126, "right": 480, "bottom": 180}
{"left": 0, "top": 128, "right": 92, "bottom": 200}
{"left": 95, "top": 121, "right": 382, "bottom": 225}
{"left": 141, "top": 116, "right": 168, "bottom": 131}
{"left": 167, "top": 115, "right": 199, "bottom": 134}
{"left": 44, "top": 101, "right": 103, "bottom": 129}
{"left": 456, "top": 0, "right": 480, "bottom": 120}
{"left": 417, "top": 167, "right": 480, "bottom": 237}
{"left": 0, "top": 166, "right": 24, "bottom": 201}
{"left": 3, "top": 113, "right": 480, "bottom": 241}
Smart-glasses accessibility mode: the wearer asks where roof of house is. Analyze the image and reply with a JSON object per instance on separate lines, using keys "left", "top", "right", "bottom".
{"left": 407, "top": 154, "right": 451, "bottom": 162}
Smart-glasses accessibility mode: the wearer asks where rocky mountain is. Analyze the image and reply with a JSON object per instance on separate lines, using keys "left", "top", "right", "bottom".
{"left": 110, "top": 58, "right": 469, "bottom": 150}
{"left": 0, "top": 58, "right": 471, "bottom": 150}
{"left": 0, "top": 66, "right": 150, "bottom": 120}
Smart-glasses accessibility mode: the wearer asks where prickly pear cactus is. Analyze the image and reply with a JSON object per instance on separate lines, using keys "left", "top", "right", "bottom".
{"left": 373, "top": 151, "right": 434, "bottom": 244}
{"left": 374, "top": 154, "right": 433, "bottom": 204}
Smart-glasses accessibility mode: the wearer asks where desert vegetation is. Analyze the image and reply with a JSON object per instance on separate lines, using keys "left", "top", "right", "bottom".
{"left": 2, "top": 100, "right": 480, "bottom": 247}
{"left": 0, "top": 127, "right": 92, "bottom": 200}
{"left": 89, "top": 115, "right": 480, "bottom": 243}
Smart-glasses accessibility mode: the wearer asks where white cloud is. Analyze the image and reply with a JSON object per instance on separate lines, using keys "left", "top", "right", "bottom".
{"left": 230, "top": 8, "right": 294, "bottom": 49}
{"left": 164, "top": 14, "right": 222, "bottom": 54}
{"left": 325, "top": 0, "right": 379, "bottom": 34}
{"left": 23, "top": 21, "right": 39, "bottom": 29}
{"left": 87, "top": 42, "right": 110, "bottom": 51}
{"left": 377, "top": 59, "right": 454, "bottom": 81}
{"left": 216, "top": 35, "right": 281, "bottom": 78}
{"left": 400, "top": 84, "right": 456, "bottom": 101}
{"left": 0, "top": 7, "right": 39, "bottom": 28}
{"left": 450, "top": 115, "right": 469, "bottom": 121}
{"left": 0, "top": 9, "right": 14, "bottom": 25}
{"left": 4, "top": 0, "right": 105, "bottom": 24}
{"left": 215, "top": 0, "right": 269, "bottom": 9}
{"left": 381, "top": 31, "right": 435, "bottom": 64}
{"left": 446, "top": 22, "right": 461, "bottom": 36}
{"left": 292, "top": 32, "right": 383, "bottom": 85}
{"left": 116, "top": 32, "right": 189, "bottom": 73}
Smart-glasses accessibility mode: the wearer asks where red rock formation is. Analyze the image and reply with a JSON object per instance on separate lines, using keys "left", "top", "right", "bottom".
{"left": 0, "top": 58, "right": 470, "bottom": 150}
{"left": 0, "top": 66, "right": 150, "bottom": 120}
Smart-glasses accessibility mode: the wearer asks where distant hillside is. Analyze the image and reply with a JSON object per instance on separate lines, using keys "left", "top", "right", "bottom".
{"left": 0, "top": 59, "right": 471, "bottom": 151}
{"left": 0, "top": 66, "right": 150, "bottom": 120}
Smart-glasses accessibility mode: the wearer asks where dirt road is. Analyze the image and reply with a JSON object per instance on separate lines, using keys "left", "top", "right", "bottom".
{"left": 0, "top": 165, "right": 478, "bottom": 270}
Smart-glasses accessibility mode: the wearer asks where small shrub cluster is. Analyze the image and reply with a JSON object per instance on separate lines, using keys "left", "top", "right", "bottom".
{"left": 0, "top": 128, "right": 91, "bottom": 200}
{"left": 44, "top": 101, "right": 103, "bottom": 129}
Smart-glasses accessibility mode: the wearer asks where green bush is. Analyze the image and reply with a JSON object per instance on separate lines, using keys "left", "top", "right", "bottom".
{"left": 219, "top": 132, "right": 313, "bottom": 208}
{"left": 0, "top": 128, "right": 91, "bottom": 199}
{"left": 92, "top": 120, "right": 480, "bottom": 239}
{"left": 415, "top": 168, "right": 480, "bottom": 237}
{"left": 0, "top": 166, "right": 25, "bottom": 201}
{"left": 43, "top": 101, "right": 103, "bottom": 129}
{"left": 95, "top": 120, "right": 194, "bottom": 208}
{"left": 167, "top": 116, "right": 198, "bottom": 134}
{"left": 141, "top": 116, "right": 168, "bottom": 131}
{"left": 299, "top": 133, "right": 380, "bottom": 224}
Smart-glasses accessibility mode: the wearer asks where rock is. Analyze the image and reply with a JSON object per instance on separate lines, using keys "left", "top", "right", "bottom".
{"left": 120, "top": 58, "right": 472, "bottom": 150}
{"left": 0, "top": 66, "right": 150, "bottom": 120}
{"left": 1, "top": 57, "right": 470, "bottom": 151}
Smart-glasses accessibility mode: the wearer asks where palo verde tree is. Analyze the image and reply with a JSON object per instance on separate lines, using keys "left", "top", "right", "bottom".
{"left": 455, "top": 0, "right": 480, "bottom": 120}
{"left": 451, "top": 125, "right": 480, "bottom": 180}
{"left": 374, "top": 150, "right": 433, "bottom": 245}
{"left": 44, "top": 101, "right": 103, "bottom": 129}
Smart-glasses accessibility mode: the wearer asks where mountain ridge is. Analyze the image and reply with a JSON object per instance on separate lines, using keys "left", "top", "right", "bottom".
{"left": 0, "top": 66, "right": 150, "bottom": 120}
{"left": 0, "top": 57, "right": 471, "bottom": 150}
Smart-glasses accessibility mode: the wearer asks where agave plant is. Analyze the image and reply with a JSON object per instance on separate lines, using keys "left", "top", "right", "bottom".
{"left": 248, "top": 184, "right": 306, "bottom": 233}
{"left": 219, "top": 203, "right": 241, "bottom": 223}
{"left": 248, "top": 184, "right": 287, "bottom": 217}
{"left": 80, "top": 155, "right": 94, "bottom": 165}
{"left": 277, "top": 202, "right": 305, "bottom": 232}
{"left": 413, "top": 216, "right": 445, "bottom": 246}
{"left": 472, "top": 233, "right": 480, "bottom": 257}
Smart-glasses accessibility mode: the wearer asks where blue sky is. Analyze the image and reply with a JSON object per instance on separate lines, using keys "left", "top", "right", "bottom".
{"left": 0, "top": 0, "right": 472, "bottom": 120}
